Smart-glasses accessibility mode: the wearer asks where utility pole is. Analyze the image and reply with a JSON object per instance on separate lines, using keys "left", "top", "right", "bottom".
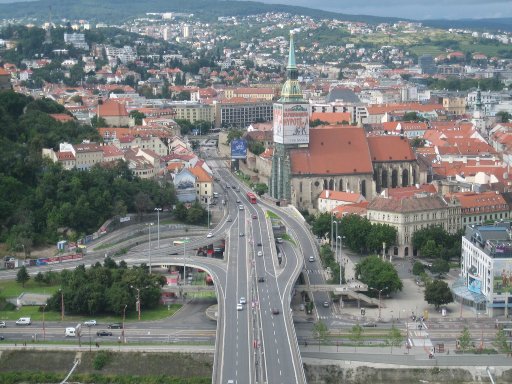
{"left": 154, "top": 208, "right": 162, "bottom": 248}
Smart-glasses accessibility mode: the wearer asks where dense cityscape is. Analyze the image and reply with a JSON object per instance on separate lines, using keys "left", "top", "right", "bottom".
{"left": 0, "top": 1, "right": 512, "bottom": 383}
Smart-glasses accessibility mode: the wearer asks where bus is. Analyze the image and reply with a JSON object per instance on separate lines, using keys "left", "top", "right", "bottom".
{"left": 173, "top": 240, "right": 185, "bottom": 246}
{"left": 246, "top": 192, "right": 257, "bottom": 204}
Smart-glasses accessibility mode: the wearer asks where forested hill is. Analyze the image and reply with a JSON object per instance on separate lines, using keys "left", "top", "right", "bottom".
{"left": 0, "top": 91, "right": 175, "bottom": 250}
{"left": 0, "top": 0, "right": 399, "bottom": 24}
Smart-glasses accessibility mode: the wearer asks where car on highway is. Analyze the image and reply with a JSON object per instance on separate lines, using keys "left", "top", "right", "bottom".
{"left": 323, "top": 301, "right": 330, "bottom": 308}
{"left": 232, "top": 185, "right": 237, "bottom": 189}
{"left": 239, "top": 297, "right": 246, "bottom": 305}
{"left": 0, "top": 321, "right": 6, "bottom": 328}
{"left": 239, "top": 232, "right": 244, "bottom": 237}
{"left": 236, "top": 199, "right": 241, "bottom": 203}
{"left": 238, "top": 205, "right": 244, "bottom": 210}
{"left": 107, "top": 323, "right": 123, "bottom": 329}
{"left": 256, "top": 242, "right": 262, "bottom": 246}
{"left": 0, "top": 336, "right": 4, "bottom": 341}
{"left": 272, "top": 308, "right": 280, "bottom": 315}
{"left": 252, "top": 214, "right": 257, "bottom": 219}
{"left": 258, "top": 277, "right": 265, "bottom": 282}
{"left": 15, "top": 317, "right": 31, "bottom": 325}
{"left": 236, "top": 304, "right": 243, "bottom": 311}
{"left": 207, "top": 232, "right": 214, "bottom": 238}
{"left": 363, "top": 322, "right": 377, "bottom": 327}
{"left": 257, "top": 251, "right": 263, "bottom": 257}
{"left": 227, "top": 216, "right": 232, "bottom": 222}
{"left": 308, "top": 256, "right": 315, "bottom": 262}
{"left": 96, "top": 330, "right": 113, "bottom": 336}
{"left": 83, "top": 320, "right": 97, "bottom": 326}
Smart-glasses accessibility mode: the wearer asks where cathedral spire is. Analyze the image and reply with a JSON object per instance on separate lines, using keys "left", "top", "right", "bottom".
{"left": 279, "top": 31, "right": 303, "bottom": 102}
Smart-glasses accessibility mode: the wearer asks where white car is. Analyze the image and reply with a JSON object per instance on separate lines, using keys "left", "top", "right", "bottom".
{"left": 0, "top": 321, "right": 6, "bottom": 328}
{"left": 308, "top": 256, "right": 315, "bottom": 262}
{"left": 257, "top": 251, "right": 263, "bottom": 257}
{"left": 239, "top": 297, "right": 246, "bottom": 305}
{"left": 83, "top": 320, "right": 97, "bottom": 326}
{"left": 207, "top": 232, "right": 214, "bottom": 238}
{"left": 236, "top": 303, "right": 243, "bottom": 311}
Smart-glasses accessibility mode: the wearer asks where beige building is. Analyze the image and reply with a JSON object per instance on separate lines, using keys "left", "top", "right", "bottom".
{"left": 443, "top": 96, "right": 466, "bottom": 116}
{"left": 116, "top": 135, "right": 169, "bottom": 157}
{"left": 367, "top": 193, "right": 462, "bottom": 258}
{"left": 190, "top": 166, "right": 213, "bottom": 203}
{"left": 73, "top": 143, "right": 104, "bottom": 170}
{"left": 171, "top": 102, "right": 214, "bottom": 124}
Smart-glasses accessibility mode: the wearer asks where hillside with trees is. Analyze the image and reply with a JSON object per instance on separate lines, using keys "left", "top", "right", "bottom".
{"left": 0, "top": 90, "right": 176, "bottom": 252}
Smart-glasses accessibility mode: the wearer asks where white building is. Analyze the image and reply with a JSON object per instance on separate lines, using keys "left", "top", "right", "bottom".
{"left": 459, "top": 223, "right": 512, "bottom": 317}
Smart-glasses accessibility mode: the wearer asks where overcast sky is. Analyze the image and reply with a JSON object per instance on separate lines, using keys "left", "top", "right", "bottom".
{"left": 254, "top": 0, "right": 512, "bottom": 20}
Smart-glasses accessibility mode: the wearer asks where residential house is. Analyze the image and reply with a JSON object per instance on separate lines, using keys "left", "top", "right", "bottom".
{"left": 190, "top": 166, "right": 213, "bottom": 203}
{"left": 450, "top": 191, "right": 509, "bottom": 227}
{"left": 98, "top": 99, "right": 131, "bottom": 126}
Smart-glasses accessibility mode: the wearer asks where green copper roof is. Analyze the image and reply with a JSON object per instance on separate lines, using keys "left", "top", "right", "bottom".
{"left": 287, "top": 32, "right": 297, "bottom": 70}
{"left": 279, "top": 32, "right": 304, "bottom": 103}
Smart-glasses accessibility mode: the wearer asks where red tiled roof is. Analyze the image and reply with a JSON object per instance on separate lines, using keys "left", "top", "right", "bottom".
{"left": 290, "top": 127, "right": 373, "bottom": 176}
{"left": 367, "top": 194, "right": 448, "bottom": 213}
{"left": 189, "top": 166, "right": 212, "bottom": 182}
{"left": 98, "top": 100, "right": 129, "bottom": 117}
{"left": 319, "top": 190, "right": 364, "bottom": 203}
{"left": 310, "top": 112, "right": 352, "bottom": 125}
{"left": 49, "top": 113, "right": 75, "bottom": 122}
{"left": 367, "top": 135, "right": 416, "bottom": 162}
{"left": 57, "top": 152, "right": 75, "bottom": 160}
{"left": 385, "top": 184, "right": 438, "bottom": 200}
{"left": 367, "top": 103, "right": 444, "bottom": 115}
{"left": 449, "top": 191, "right": 507, "bottom": 211}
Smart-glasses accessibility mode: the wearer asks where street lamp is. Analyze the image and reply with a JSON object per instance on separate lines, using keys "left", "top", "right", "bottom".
{"left": 370, "top": 286, "right": 388, "bottom": 321}
{"left": 146, "top": 223, "right": 154, "bottom": 274}
{"left": 59, "top": 289, "right": 65, "bottom": 321}
{"left": 131, "top": 285, "right": 149, "bottom": 321}
{"left": 207, "top": 199, "right": 210, "bottom": 229}
{"left": 337, "top": 236, "right": 345, "bottom": 285}
{"left": 121, "top": 304, "right": 127, "bottom": 343}
{"left": 332, "top": 220, "right": 338, "bottom": 251}
{"left": 42, "top": 303, "right": 47, "bottom": 341}
{"left": 154, "top": 208, "right": 162, "bottom": 248}
{"left": 182, "top": 237, "right": 189, "bottom": 286}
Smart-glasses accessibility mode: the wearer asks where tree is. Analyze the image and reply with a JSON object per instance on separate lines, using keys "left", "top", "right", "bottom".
{"left": 339, "top": 214, "right": 372, "bottom": 254}
{"left": 458, "top": 326, "right": 472, "bottom": 353}
{"left": 226, "top": 129, "right": 244, "bottom": 144}
{"left": 412, "top": 261, "right": 425, "bottom": 276}
{"left": 420, "top": 239, "right": 442, "bottom": 259}
{"left": 366, "top": 223, "right": 397, "bottom": 254}
{"left": 386, "top": 325, "right": 404, "bottom": 354}
{"left": 174, "top": 202, "right": 187, "bottom": 221}
{"left": 253, "top": 183, "right": 268, "bottom": 196}
{"left": 91, "top": 115, "right": 107, "bottom": 128}
{"left": 348, "top": 324, "right": 364, "bottom": 351}
{"left": 431, "top": 259, "right": 450, "bottom": 277}
{"left": 424, "top": 279, "right": 453, "bottom": 310}
{"left": 496, "top": 111, "right": 511, "bottom": 123}
{"left": 312, "top": 320, "right": 329, "bottom": 350}
{"left": 129, "top": 110, "right": 145, "bottom": 125}
{"left": 34, "top": 272, "right": 45, "bottom": 285}
{"left": 312, "top": 213, "right": 332, "bottom": 239}
{"left": 16, "top": 265, "right": 30, "bottom": 288}
{"left": 355, "top": 255, "right": 403, "bottom": 295}
{"left": 493, "top": 328, "right": 511, "bottom": 354}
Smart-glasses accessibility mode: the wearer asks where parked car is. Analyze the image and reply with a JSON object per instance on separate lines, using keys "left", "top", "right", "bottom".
{"left": 83, "top": 320, "right": 97, "bottom": 326}
{"left": 107, "top": 323, "right": 123, "bottom": 329}
{"left": 96, "top": 330, "right": 113, "bottom": 336}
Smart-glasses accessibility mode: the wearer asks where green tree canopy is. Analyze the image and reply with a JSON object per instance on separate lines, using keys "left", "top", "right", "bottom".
{"left": 458, "top": 326, "right": 473, "bottom": 353}
{"left": 338, "top": 214, "right": 373, "bottom": 253}
{"left": 16, "top": 265, "right": 30, "bottom": 288}
{"left": 312, "top": 212, "right": 332, "bottom": 239}
{"left": 355, "top": 255, "right": 403, "bottom": 295}
{"left": 424, "top": 279, "right": 453, "bottom": 310}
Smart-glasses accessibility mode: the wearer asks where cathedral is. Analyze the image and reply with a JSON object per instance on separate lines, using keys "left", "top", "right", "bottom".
{"left": 269, "top": 33, "right": 422, "bottom": 212}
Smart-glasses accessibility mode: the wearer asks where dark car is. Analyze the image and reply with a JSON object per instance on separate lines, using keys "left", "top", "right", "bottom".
{"left": 0, "top": 336, "right": 4, "bottom": 341}
{"left": 258, "top": 277, "right": 265, "bottom": 282}
{"left": 272, "top": 308, "right": 280, "bottom": 315}
{"left": 256, "top": 242, "right": 262, "bottom": 247}
{"left": 239, "top": 232, "right": 244, "bottom": 237}
{"left": 96, "top": 330, "right": 113, "bottom": 336}
{"left": 252, "top": 214, "right": 257, "bottom": 219}
{"left": 363, "top": 322, "right": 377, "bottom": 327}
{"left": 107, "top": 323, "right": 123, "bottom": 329}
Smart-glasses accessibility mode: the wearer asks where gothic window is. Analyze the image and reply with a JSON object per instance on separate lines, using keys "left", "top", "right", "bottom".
{"left": 412, "top": 168, "right": 417, "bottom": 185}
{"left": 381, "top": 169, "right": 388, "bottom": 188}
{"left": 329, "top": 179, "right": 334, "bottom": 190}
{"left": 299, "top": 181, "right": 303, "bottom": 193}
{"left": 391, "top": 169, "right": 398, "bottom": 188}
{"left": 361, "top": 180, "right": 366, "bottom": 197}
{"left": 323, "top": 179, "right": 328, "bottom": 189}
{"left": 338, "top": 179, "right": 343, "bottom": 191}
{"left": 402, "top": 169, "right": 409, "bottom": 187}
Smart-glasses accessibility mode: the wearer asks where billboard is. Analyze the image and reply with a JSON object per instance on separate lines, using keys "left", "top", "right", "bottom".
{"left": 493, "top": 259, "right": 512, "bottom": 295}
{"left": 273, "top": 103, "right": 309, "bottom": 145}
{"left": 231, "top": 139, "right": 247, "bottom": 159}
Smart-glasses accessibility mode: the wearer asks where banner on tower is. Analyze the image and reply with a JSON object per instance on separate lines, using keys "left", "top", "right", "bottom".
{"left": 273, "top": 103, "right": 309, "bottom": 144}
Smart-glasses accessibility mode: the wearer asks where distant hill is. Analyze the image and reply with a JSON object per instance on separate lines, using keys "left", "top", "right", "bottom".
{"left": 0, "top": 0, "right": 401, "bottom": 24}
{"left": 0, "top": 0, "right": 511, "bottom": 32}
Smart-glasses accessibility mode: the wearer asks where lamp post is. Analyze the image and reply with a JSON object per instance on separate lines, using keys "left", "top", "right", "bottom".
{"left": 183, "top": 237, "right": 189, "bottom": 286}
{"left": 122, "top": 304, "right": 127, "bottom": 343}
{"left": 154, "top": 208, "right": 162, "bottom": 248}
{"left": 332, "top": 220, "right": 339, "bottom": 252}
{"left": 370, "top": 286, "right": 388, "bottom": 321}
{"left": 207, "top": 198, "right": 210, "bottom": 229}
{"left": 42, "top": 303, "right": 47, "bottom": 341}
{"left": 131, "top": 285, "right": 149, "bottom": 321}
{"left": 59, "top": 289, "right": 65, "bottom": 321}
{"left": 146, "top": 223, "right": 154, "bottom": 274}
{"left": 337, "top": 236, "right": 345, "bottom": 285}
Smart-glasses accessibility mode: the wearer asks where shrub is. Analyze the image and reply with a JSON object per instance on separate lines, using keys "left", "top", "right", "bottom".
{"left": 93, "top": 351, "right": 112, "bottom": 370}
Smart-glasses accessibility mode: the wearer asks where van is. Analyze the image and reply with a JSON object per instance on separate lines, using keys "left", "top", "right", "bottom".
{"left": 65, "top": 327, "right": 76, "bottom": 337}
{"left": 15, "top": 317, "right": 31, "bottom": 325}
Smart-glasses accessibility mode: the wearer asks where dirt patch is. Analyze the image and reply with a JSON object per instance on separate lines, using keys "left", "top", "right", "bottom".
{"left": 0, "top": 350, "right": 213, "bottom": 378}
